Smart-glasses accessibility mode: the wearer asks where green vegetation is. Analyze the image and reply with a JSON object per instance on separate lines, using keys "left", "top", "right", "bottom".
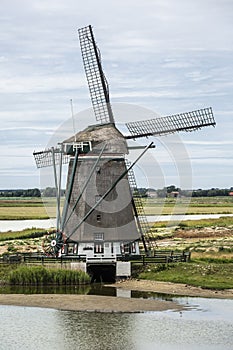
{"left": 0, "top": 196, "right": 232, "bottom": 291}
{"left": 144, "top": 196, "right": 233, "bottom": 215}
{"left": 0, "top": 228, "right": 49, "bottom": 242}
{"left": 6, "top": 265, "right": 90, "bottom": 285}
{"left": 151, "top": 216, "right": 233, "bottom": 229}
{"left": 137, "top": 260, "right": 233, "bottom": 290}
{"left": 0, "top": 264, "right": 18, "bottom": 282}
{"left": 0, "top": 195, "right": 233, "bottom": 219}
{"left": 0, "top": 189, "right": 41, "bottom": 197}
{"left": 0, "top": 207, "right": 51, "bottom": 220}
{"left": 0, "top": 197, "right": 63, "bottom": 219}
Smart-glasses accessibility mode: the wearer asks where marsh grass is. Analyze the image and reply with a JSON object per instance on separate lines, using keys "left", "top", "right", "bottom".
{"left": 144, "top": 196, "right": 233, "bottom": 215}
{"left": 7, "top": 265, "right": 90, "bottom": 285}
{"left": 1, "top": 196, "right": 233, "bottom": 219}
{"left": 138, "top": 261, "right": 233, "bottom": 289}
{"left": 151, "top": 216, "right": 233, "bottom": 228}
{"left": 0, "top": 228, "right": 49, "bottom": 242}
{"left": 0, "top": 197, "right": 62, "bottom": 219}
{"left": 0, "top": 207, "right": 53, "bottom": 220}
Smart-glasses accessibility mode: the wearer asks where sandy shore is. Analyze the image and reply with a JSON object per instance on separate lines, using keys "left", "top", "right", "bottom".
{"left": 0, "top": 280, "right": 232, "bottom": 313}
{"left": 111, "top": 279, "right": 233, "bottom": 299}
{"left": 0, "top": 293, "right": 183, "bottom": 313}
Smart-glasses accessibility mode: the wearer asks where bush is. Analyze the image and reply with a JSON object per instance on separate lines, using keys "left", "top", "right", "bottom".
{"left": 7, "top": 266, "right": 90, "bottom": 285}
{"left": 0, "top": 229, "right": 47, "bottom": 242}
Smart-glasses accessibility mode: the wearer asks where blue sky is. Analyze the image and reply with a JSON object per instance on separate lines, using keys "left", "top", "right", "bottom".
{"left": 0, "top": 0, "right": 232, "bottom": 190}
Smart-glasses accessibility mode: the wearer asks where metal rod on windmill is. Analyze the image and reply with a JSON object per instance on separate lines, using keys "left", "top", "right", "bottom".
{"left": 70, "top": 99, "right": 77, "bottom": 142}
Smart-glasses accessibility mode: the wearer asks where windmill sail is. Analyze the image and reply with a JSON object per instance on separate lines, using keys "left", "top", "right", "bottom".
{"left": 33, "top": 148, "right": 69, "bottom": 168}
{"left": 125, "top": 107, "right": 215, "bottom": 139}
{"left": 78, "top": 25, "right": 115, "bottom": 124}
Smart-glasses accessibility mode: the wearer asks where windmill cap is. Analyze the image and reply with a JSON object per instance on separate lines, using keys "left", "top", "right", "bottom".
{"left": 62, "top": 123, "right": 128, "bottom": 154}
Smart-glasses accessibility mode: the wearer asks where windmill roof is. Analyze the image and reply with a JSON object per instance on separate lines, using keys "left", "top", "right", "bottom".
{"left": 63, "top": 123, "right": 128, "bottom": 154}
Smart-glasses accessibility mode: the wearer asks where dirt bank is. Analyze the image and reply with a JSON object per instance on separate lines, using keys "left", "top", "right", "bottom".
{"left": 0, "top": 293, "right": 183, "bottom": 313}
{"left": 111, "top": 279, "right": 233, "bottom": 299}
{"left": 1, "top": 279, "right": 232, "bottom": 314}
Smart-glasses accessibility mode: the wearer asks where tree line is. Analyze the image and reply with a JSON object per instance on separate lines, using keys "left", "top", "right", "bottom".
{"left": 0, "top": 185, "right": 232, "bottom": 198}
{"left": 0, "top": 188, "right": 41, "bottom": 197}
{"left": 0, "top": 187, "right": 66, "bottom": 198}
{"left": 141, "top": 185, "right": 233, "bottom": 198}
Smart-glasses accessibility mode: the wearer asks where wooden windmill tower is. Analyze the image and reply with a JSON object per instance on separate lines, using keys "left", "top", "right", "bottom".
{"left": 33, "top": 25, "right": 215, "bottom": 277}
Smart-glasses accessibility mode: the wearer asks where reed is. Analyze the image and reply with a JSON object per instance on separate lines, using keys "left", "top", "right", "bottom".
{"left": 138, "top": 261, "right": 233, "bottom": 289}
{"left": 7, "top": 266, "right": 91, "bottom": 285}
{"left": 0, "top": 229, "right": 50, "bottom": 242}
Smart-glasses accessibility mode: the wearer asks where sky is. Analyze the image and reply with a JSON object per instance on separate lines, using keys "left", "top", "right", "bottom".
{"left": 0, "top": 0, "right": 232, "bottom": 190}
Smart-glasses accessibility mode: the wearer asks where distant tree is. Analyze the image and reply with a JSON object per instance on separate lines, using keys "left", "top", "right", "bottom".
{"left": 166, "top": 185, "right": 180, "bottom": 194}
{"left": 137, "top": 188, "right": 148, "bottom": 197}
{"left": 0, "top": 188, "right": 41, "bottom": 197}
{"left": 42, "top": 187, "right": 57, "bottom": 197}
{"left": 156, "top": 188, "right": 167, "bottom": 198}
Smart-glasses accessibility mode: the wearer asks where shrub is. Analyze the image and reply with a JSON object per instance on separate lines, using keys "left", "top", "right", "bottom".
{"left": 7, "top": 266, "right": 90, "bottom": 285}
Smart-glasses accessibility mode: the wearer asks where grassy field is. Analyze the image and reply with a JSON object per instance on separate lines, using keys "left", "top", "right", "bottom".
{"left": 144, "top": 196, "right": 233, "bottom": 215}
{"left": 0, "top": 198, "right": 57, "bottom": 219}
{"left": 137, "top": 260, "right": 233, "bottom": 289}
{"left": 0, "top": 196, "right": 232, "bottom": 290}
{"left": 0, "top": 196, "right": 233, "bottom": 219}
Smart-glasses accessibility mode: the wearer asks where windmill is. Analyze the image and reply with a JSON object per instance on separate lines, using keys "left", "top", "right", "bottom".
{"left": 33, "top": 25, "right": 215, "bottom": 272}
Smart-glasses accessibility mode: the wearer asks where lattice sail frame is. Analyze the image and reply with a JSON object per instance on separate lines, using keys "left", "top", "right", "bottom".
{"left": 78, "top": 25, "right": 115, "bottom": 124}
{"left": 125, "top": 107, "right": 215, "bottom": 139}
{"left": 33, "top": 147, "right": 69, "bottom": 168}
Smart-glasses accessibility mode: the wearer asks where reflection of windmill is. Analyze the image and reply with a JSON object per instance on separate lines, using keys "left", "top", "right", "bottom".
{"left": 33, "top": 25, "right": 215, "bottom": 274}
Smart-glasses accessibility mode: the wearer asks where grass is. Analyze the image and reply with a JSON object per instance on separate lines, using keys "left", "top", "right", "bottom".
{"left": 0, "top": 207, "right": 53, "bottom": 220}
{"left": 0, "top": 196, "right": 233, "bottom": 219}
{"left": 6, "top": 265, "right": 90, "bottom": 285}
{"left": 0, "top": 197, "right": 58, "bottom": 219}
{"left": 0, "top": 228, "right": 50, "bottom": 242}
{"left": 0, "top": 264, "right": 18, "bottom": 281}
{"left": 0, "top": 196, "right": 232, "bottom": 290}
{"left": 144, "top": 196, "right": 233, "bottom": 215}
{"left": 137, "top": 260, "right": 233, "bottom": 290}
{"left": 151, "top": 216, "right": 233, "bottom": 228}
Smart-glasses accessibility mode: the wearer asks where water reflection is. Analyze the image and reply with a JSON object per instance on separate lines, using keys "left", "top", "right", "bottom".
{"left": 59, "top": 311, "right": 135, "bottom": 350}
{"left": 0, "top": 284, "right": 92, "bottom": 295}
{"left": 0, "top": 283, "right": 189, "bottom": 302}
{"left": 0, "top": 305, "right": 232, "bottom": 350}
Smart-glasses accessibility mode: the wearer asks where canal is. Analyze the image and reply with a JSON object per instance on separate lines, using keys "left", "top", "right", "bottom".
{"left": 1, "top": 214, "right": 233, "bottom": 232}
{"left": 0, "top": 284, "right": 232, "bottom": 349}
{"left": 0, "top": 295, "right": 232, "bottom": 350}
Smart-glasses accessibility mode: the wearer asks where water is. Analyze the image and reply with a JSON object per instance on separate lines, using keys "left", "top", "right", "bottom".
{"left": 0, "top": 297, "right": 232, "bottom": 350}
{"left": 0, "top": 219, "right": 56, "bottom": 232}
{"left": 1, "top": 217, "right": 232, "bottom": 348}
{"left": 1, "top": 214, "right": 233, "bottom": 232}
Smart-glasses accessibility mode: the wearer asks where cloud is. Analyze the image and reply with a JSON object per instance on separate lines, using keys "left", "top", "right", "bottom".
{"left": 0, "top": 74, "right": 86, "bottom": 94}
{"left": 0, "top": 0, "right": 232, "bottom": 189}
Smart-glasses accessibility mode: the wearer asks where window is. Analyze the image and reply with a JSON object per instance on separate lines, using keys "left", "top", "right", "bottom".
{"left": 73, "top": 244, "right": 78, "bottom": 255}
{"left": 95, "top": 195, "right": 102, "bottom": 203}
{"left": 124, "top": 243, "right": 130, "bottom": 254}
{"left": 120, "top": 243, "right": 130, "bottom": 254}
{"left": 96, "top": 166, "right": 101, "bottom": 174}
{"left": 96, "top": 214, "right": 101, "bottom": 222}
{"left": 94, "top": 232, "right": 104, "bottom": 241}
{"left": 131, "top": 242, "right": 136, "bottom": 253}
{"left": 94, "top": 243, "right": 104, "bottom": 254}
